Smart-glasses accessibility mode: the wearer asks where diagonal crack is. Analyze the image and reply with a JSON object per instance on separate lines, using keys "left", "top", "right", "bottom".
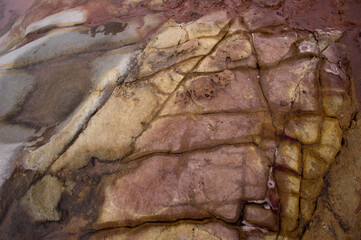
{"left": 123, "top": 24, "right": 232, "bottom": 160}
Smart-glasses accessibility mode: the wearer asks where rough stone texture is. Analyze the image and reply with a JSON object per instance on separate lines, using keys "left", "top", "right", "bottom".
{"left": 91, "top": 222, "right": 240, "bottom": 240}
{"left": 301, "top": 113, "right": 361, "bottom": 240}
{"left": 0, "top": 1, "right": 360, "bottom": 240}
{"left": 96, "top": 145, "right": 270, "bottom": 228}
{"left": 20, "top": 175, "right": 63, "bottom": 222}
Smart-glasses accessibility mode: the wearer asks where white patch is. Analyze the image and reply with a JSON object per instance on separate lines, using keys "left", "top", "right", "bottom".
{"left": 91, "top": 45, "right": 142, "bottom": 89}
{"left": 25, "top": 8, "right": 88, "bottom": 36}
{"left": 298, "top": 41, "right": 319, "bottom": 54}
{"left": 241, "top": 221, "right": 269, "bottom": 233}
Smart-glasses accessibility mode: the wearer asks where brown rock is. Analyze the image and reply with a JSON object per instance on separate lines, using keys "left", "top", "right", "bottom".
{"left": 302, "top": 148, "right": 330, "bottom": 179}
{"left": 279, "top": 193, "right": 299, "bottom": 235}
{"left": 300, "top": 198, "right": 316, "bottom": 224}
{"left": 161, "top": 70, "right": 267, "bottom": 116}
{"left": 20, "top": 175, "right": 63, "bottom": 222}
{"left": 275, "top": 170, "right": 301, "bottom": 194}
{"left": 243, "top": 204, "right": 279, "bottom": 231}
{"left": 284, "top": 115, "right": 322, "bottom": 145}
{"left": 275, "top": 140, "right": 302, "bottom": 175}
{"left": 131, "top": 112, "right": 268, "bottom": 158}
{"left": 300, "top": 178, "right": 324, "bottom": 200}
{"left": 261, "top": 58, "right": 320, "bottom": 131}
{"left": 195, "top": 33, "right": 257, "bottom": 72}
{"left": 95, "top": 145, "right": 270, "bottom": 228}
{"left": 91, "top": 222, "right": 239, "bottom": 240}
{"left": 50, "top": 82, "right": 162, "bottom": 171}
{"left": 253, "top": 32, "right": 296, "bottom": 67}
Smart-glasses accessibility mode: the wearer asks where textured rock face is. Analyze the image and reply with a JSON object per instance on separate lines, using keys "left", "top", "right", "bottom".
{"left": 0, "top": 0, "right": 360, "bottom": 240}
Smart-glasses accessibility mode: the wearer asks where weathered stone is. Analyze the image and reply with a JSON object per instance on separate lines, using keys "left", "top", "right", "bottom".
{"left": 279, "top": 193, "right": 299, "bottom": 235}
{"left": 304, "top": 114, "right": 361, "bottom": 239}
{"left": 148, "top": 57, "right": 201, "bottom": 94}
{"left": 185, "top": 11, "right": 230, "bottom": 39}
{"left": 150, "top": 23, "right": 187, "bottom": 49}
{"left": 314, "top": 29, "right": 343, "bottom": 52}
{"left": 50, "top": 82, "right": 162, "bottom": 171}
{"left": 131, "top": 112, "right": 267, "bottom": 158}
{"left": 284, "top": 115, "right": 322, "bottom": 145}
{"left": 138, "top": 37, "right": 221, "bottom": 77}
{"left": 24, "top": 7, "right": 88, "bottom": 36}
{"left": 242, "top": 7, "right": 285, "bottom": 31}
{"left": 261, "top": 58, "right": 320, "bottom": 131}
{"left": 323, "top": 43, "right": 348, "bottom": 64}
{"left": 244, "top": 204, "right": 279, "bottom": 231}
{"left": 275, "top": 170, "right": 301, "bottom": 194}
{"left": 300, "top": 178, "right": 324, "bottom": 200}
{"left": 253, "top": 32, "right": 296, "bottom": 66}
{"left": 275, "top": 140, "right": 302, "bottom": 175}
{"left": 195, "top": 33, "right": 257, "bottom": 72}
{"left": 297, "top": 40, "right": 320, "bottom": 55}
{"left": 20, "top": 175, "right": 63, "bottom": 222}
{"left": 0, "top": 123, "right": 37, "bottom": 186}
{"left": 91, "top": 222, "right": 239, "bottom": 240}
{"left": 0, "top": 2, "right": 358, "bottom": 240}
{"left": 0, "top": 16, "right": 160, "bottom": 69}
{"left": 320, "top": 118, "right": 342, "bottom": 150}
{"left": 320, "top": 61, "right": 350, "bottom": 91}
{"left": 95, "top": 145, "right": 270, "bottom": 228}
{"left": 302, "top": 148, "right": 329, "bottom": 179}
{"left": 300, "top": 198, "right": 316, "bottom": 224}
{"left": 25, "top": 45, "right": 141, "bottom": 171}
{"left": 160, "top": 70, "right": 267, "bottom": 116}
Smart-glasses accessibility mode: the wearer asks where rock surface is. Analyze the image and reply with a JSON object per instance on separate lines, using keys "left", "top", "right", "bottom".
{"left": 0, "top": 0, "right": 360, "bottom": 240}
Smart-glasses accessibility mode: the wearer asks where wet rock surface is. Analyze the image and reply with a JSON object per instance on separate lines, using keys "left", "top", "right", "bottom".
{"left": 0, "top": 0, "right": 360, "bottom": 239}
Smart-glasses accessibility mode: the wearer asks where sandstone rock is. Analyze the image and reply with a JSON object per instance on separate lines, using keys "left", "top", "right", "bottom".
{"left": 91, "top": 222, "right": 239, "bottom": 240}
{"left": 25, "top": 44, "right": 141, "bottom": 171}
{"left": 284, "top": 115, "right": 322, "bottom": 145}
{"left": 253, "top": 32, "right": 296, "bottom": 66}
{"left": 243, "top": 204, "right": 279, "bottom": 231}
{"left": 0, "top": 2, "right": 358, "bottom": 240}
{"left": 50, "top": 82, "right": 162, "bottom": 171}
{"left": 242, "top": 7, "right": 285, "bottom": 31}
{"left": 261, "top": 58, "right": 320, "bottom": 131}
{"left": 148, "top": 57, "right": 202, "bottom": 94}
{"left": 303, "top": 114, "right": 361, "bottom": 239}
{"left": 275, "top": 140, "right": 302, "bottom": 175}
{"left": 95, "top": 145, "right": 270, "bottom": 228}
{"left": 185, "top": 11, "right": 230, "bottom": 39}
{"left": 149, "top": 23, "right": 187, "bottom": 49}
{"left": 138, "top": 37, "right": 221, "bottom": 77}
{"left": 275, "top": 170, "right": 301, "bottom": 194}
{"left": 131, "top": 112, "right": 267, "bottom": 158}
{"left": 279, "top": 193, "right": 299, "bottom": 235}
{"left": 300, "top": 178, "right": 324, "bottom": 200}
{"left": 302, "top": 148, "right": 330, "bottom": 179}
{"left": 300, "top": 198, "right": 316, "bottom": 224}
{"left": 160, "top": 70, "right": 267, "bottom": 116}
{"left": 20, "top": 175, "right": 63, "bottom": 222}
{"left": 195, "top": 33, "right": 257, "bottom": 72}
